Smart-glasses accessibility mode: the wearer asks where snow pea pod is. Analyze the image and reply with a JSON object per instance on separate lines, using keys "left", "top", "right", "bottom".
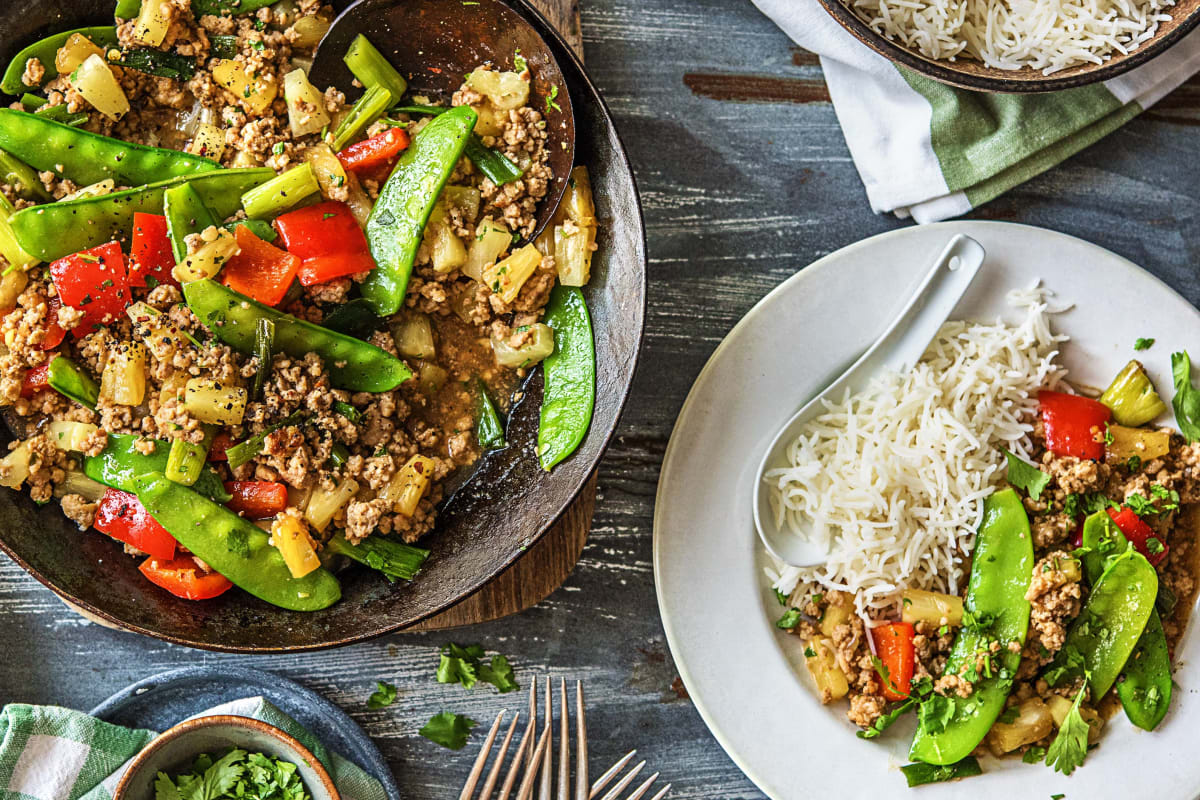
{"left": 1079, "top": 511, "right": 1170, "bottom": 728}
{"left": 9, "top": 168, "right": 274, "bottom": 261}
{"left": 182, "top": 279, "right": 412, "bottom": 393}
{"left": 46, "top": 356, "right": 98, "bottom": 410}
{"left": 133, "top": 471, "right": 341, "bottom": 611}
{"left": 363, "top": 105, "right": 476, "bottom": 316}
{"left": 1, "top": 27, "right": 119, "bottom": 94}
{"left": 475, "top": 379, "right": 506, "bottom": 451}
{"left": 0, "top": 110, "right": 219, "bottom": 188}
{"left": 191, "top": 0, "right": 277, "bottom": 16}
{"left": 164, "top": 182, "right": 218, "bottom": 262}
{"left": 910, "top": 488, "right": 1033, "bottom": 766}
{"left": 1047, "top": 547, "right": 1157, "bottom": 699}
{"left": 537, "top": 286, "right": 595, "bottom": 471}
{"left": 83, "top": 432, "right": 230, "bottom": 503}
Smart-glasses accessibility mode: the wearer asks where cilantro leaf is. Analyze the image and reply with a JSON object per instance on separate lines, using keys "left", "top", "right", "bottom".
{"left": 1004, "top": 449, "right": 1051, "bottom": 501}
{"left": 419, "top": 711, "right": 478, "bottom": 750}
{"left": 200, "top": 749, "right": 245, "bottom": 799}
{"left": 962, "top": 608, "right": 996, "bottom": 632}
{"left": 918, "top": 694, "right": 956, "bottom": 735}
{"left": 1135, "top": 337, "right": 1155, "bottom": 351}
{"left": 776, "top": 608, "right": 802, "bottom": 629}
{"left": 1171, "top": 351, "right": 1200, "bottom": 443}
{"left": 1045, "top": 686, "right": 1090, "bottom": 775}
{"left": 154, "top": 774, "right": 183, "bottom": 800}
{"left": 367, "top": 681, "right": 397, "bottom": 709}
{"left": 1022, "top": 745, "right": 1047, "bottom": 763}
{"left": 477, "top": 654, "right": 519, "bottom": 694}
{"left": 1044, "top": 643, "right": 1087, "bottom": 687}
{"left": 857, "top": 698, "right": 914, "bottom": 739}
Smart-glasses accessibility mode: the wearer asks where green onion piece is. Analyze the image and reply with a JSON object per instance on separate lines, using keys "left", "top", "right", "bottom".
{"left": 47, "top": 357, "right": 99, "bottom": 410}
{"left": 328, "top": 442, "right": 350, "bottom": 468}
{"left": 332, "top": 400, "right": 361, "bottom": 423}
{"left": 899, "top": 757, "right": 983, "bottom": 788}
{"left": 164, "top": 427, "right": 214, "bottom": 487}
{"left": 252, "top": 317, "right": 274, "bottom": 400}
{"left": 1100, "top": 360, "right": 1168, "bottom": 427}
{"left": 464, "top": 134, "right": 523, "bottom": 186}
{"left": 109, "top": 48, "right": 197, "bottom": 80}
{"left": 326, "top": 534, "right": 430, "bottom": 582}
{"left": 391, "top": 105, "right": 446, "bottom": 116}
{"left": 223, "top": 218, "right": 278, "bottom": 243}
{"left": 343, "top": 34, "right": 408, "bottom": 103}
{"left": 331, "top": 84, "right": 392, "bottom": 151}
{"left": 475, "top": 379, "right": 506, "bottom": 450}
{"left": 0, "top": 147, "right": 50, "bottom": 201}
{"left": 225, "top": 410, "right": 308, "bottom": 470}
{"left": 241, "top": 163, "right": 320, "bottom": 219}
{"left": 19, "top": 94, "right": 45, "bottom": 111}
{"left": 210, "top": 34, "right": 238, "bottom": 60}
{"left": 34, "top": 105, "right": 89, "bottom": 126}
{"left": 0, "top": 192, "right": 38, "bottom": 271}
{"left": 114, "top": 0, "right": 142, "bottom": 19}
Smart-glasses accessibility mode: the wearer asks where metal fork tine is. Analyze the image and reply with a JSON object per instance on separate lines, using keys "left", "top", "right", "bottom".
{"left": 557, "top": 678, "right": 570, "bottom": 800}
{"left": 589, "top": 751, "right": 636, "bottom": 799}
{"left": 597, "top": 761, "right": 645, "bottom": 800}
{"left": 621, "top": 772, "right": 659, "bottom": 800}
{"left": 574, "top": 681, "right": 588, "bottom": 800}
{"left": 647, "top": 786, "right": 671, "bottom": 800}
{"left": 478, "top": 711, "right": 520, "bottom": 800}
{"left": 516, "top": 722, "right": 552, "bottom": 800}
{"left": 540, "top": 677, "right": 553, "bottom": 800}
{"left": 497, "top": 690, "right": 539, "bottom": 800}
{"left": 461, "top": 710, "right": 507, "bottom": 800}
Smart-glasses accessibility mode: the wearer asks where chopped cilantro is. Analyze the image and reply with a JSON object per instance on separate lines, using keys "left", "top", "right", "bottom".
{"left": 513, "top": 48, "right": 527, "bottom": 73}
{"left": 917, "top": 694, "right": 956, "bottom": 735}
{"left": 1023, "top": 745, "right": 1047, "bottom": 763}
{"left": 1135, "top": 337, "right": 1155, "bottom": 351}
{"left": 419, "top": 711, "right": 477, "bottom": 750}
{"left": 1045, "top": 686, "right": 1090, "bottom": 775}
{"left": 776, "top": 608, "right": 802, "bottom": 629}
{"left": 804, "top": 645, "right": 816, "bottom": 658}
{"left": 1127, "top": 455, "right": 1141, "bottom": 472}
{"left": 436, "top": 643, "right": 519, "bottom": 693}
{"left": 367, "top": 680, "right": 397, "bottom": 709}
{"left": 545, "top": 84, "right": 561, "bottom": 113}
{"left": 1004, "top": 449, "right": 1050, "bottom": 501}
{"left": 1147, "top": 537, "right": 1165, "bottom": 554}
{"left": 152, "top": 748, "right": 310, "bottom": 800}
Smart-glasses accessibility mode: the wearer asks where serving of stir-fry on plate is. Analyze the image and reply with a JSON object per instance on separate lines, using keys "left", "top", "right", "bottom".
{"left": 0, "top": 0, "right": 598, "bottom": 611}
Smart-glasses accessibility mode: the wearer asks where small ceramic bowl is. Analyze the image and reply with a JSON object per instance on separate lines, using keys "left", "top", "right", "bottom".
{"left": 816, "top": 0, "right": 1200, "bottom": 92}
{"left": 114, "top": 715, "right": 340, "bottom": 800}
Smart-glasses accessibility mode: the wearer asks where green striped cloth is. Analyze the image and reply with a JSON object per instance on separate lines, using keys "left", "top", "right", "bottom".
{"left": 0, "top": 698, "right": 388, "bottom": 800}
{"left": 753, "top": 0, "right": 1200, "bottom": 221}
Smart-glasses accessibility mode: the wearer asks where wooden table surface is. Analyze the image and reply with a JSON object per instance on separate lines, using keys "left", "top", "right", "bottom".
{"left": 6, "top": 1, "right": 1200, "bottom": 798}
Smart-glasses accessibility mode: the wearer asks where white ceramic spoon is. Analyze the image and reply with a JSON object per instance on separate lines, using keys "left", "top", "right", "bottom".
{"left": 753, "top": 234, "right": 986, "bottom": 567}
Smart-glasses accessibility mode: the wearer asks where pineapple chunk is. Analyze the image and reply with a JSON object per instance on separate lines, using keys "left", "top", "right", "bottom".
{"left": 46, "top": 420, "right": 100, "bottom": 452}
{"left": 483, "top": 244, "right": 541, "bottom": 304}
{"left": 187, "top": 122, "right": 226, "bottom": 162}
{"left": 99, "top": 342, "right": 147, "bottom": 406}
{"left": 212, "top": 58, "right": 278, "bottom": 115}
{"left": 466, "top": 68, "right": 529, "bottom": 111}
{"left": 173, "top": 226, "right": 239, "bottom": 284}
{"left": 803, "top": 638, "right": 849, "bottom": 701}
{"left": 271, "top": 512, "right": 322, "bottom": 578}
{"left": 381, "top": 455, "right": 435, "bottom": 516}
{"left": 491, "top": 323, "right": 554, "bottom": 368}
{"left": 132, "top": 0, "right": 172, "bottom": 47}
{"left": 282, "top": 68, "right": 330, "bottom": 137}
{"left": 183, "top": 377, "right": 247, "bottom": 425}
{"left": 70, "top": 54, "right": 130, "bottom": 120}
{"left": 55, "top": 33, "right": 105, "bottom": 75}
{"left": 305, "top": 477, "right": 358, "bottom": 532}
{"left": 302, "top": 143, "right": 373, "bottom": 225}
{"left": 463, "top": 216, "right": 511, "bottom": 282}
{"left": 0, "top": 441, "right": 32, "bottom": 488}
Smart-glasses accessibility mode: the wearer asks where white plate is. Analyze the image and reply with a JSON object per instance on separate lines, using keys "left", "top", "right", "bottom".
{"left": 653, "top": 221, "right": 1200, "bottom": 799}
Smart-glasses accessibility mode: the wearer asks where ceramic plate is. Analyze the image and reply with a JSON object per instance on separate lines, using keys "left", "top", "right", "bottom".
{"left": 653, "top": 221, "right": 1200, "bottom": 799}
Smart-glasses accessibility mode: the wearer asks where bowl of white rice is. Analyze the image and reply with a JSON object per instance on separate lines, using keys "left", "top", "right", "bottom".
{"left": 820, "top": 0, "right": 1200, "bottom": 91}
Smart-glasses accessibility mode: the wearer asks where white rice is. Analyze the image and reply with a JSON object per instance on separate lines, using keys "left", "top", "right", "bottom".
{"left": 764, "top": 284, "right": 1069, "bottom": 620}
{"left": 849, "top": 0, "right": 1175, "bottom": 74}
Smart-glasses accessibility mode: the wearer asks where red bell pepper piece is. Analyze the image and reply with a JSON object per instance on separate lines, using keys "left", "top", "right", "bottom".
{"left": 19, "top": 360, "right": 52, "bottom": 398}
{"left": 48, "top": 241, "right": 130, "bottom": 339}
{"left": 296, "top": 252, "right": 378, "bottom": 287}
{"left": 128, "top": 212, "right": 179, "bottom": 290}
{"left": 336, "top": 127, "right": 410, "bottom": 175}
{"left": 94, "top": 488, "right": 177, "bottom": 561}
{"left": 41, "top": 297, "right": 66, "bottom": 351}
{"left": 224, "top": 480, "right": 288, "bottom": 519}
{"left": 208, "top": 431, "right": 233, "bottom": 461}
{"left": 220, "top": 224, "right": 300, "bottom": 307}
{"left": 1107, "top": 506, "right": 1169, "bottom": 567}
{"left": 274, "top": 201, "right": 369, "bottom": 261}
{"left": 1038, "top": 390, "right": 1111, "bottom": 460}
{"left": 139, "top": 554, "right": 233, "bottom": 600}
{"left": 871, "top": 621, "right": 915, "bottom": 701}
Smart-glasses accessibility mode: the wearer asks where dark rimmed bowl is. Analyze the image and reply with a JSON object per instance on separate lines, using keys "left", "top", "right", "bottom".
{"left": 816, "top": 0, "right": 1200, "bottom": 93}
{"left": 0, "top": 0, "right": 646, "bottom": 651}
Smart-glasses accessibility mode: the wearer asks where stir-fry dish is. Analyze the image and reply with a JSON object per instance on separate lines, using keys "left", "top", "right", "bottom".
{"left": 765, "top": 291, "right": 1200, "bottom": 786}
{"left": 0, "top": 1, "right": 599, "bottom": 611}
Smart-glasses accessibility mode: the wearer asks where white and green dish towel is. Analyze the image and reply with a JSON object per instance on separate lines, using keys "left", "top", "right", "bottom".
{"left": 752, "top": 0, "right": 1200, "bottom": 222}
{"left": 0, "top": 697, "right": 388, "bottom": 800}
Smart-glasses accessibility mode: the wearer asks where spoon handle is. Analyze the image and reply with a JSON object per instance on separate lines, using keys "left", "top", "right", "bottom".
{"left": 822, "top": 234, "right": 984, "bottom": 402}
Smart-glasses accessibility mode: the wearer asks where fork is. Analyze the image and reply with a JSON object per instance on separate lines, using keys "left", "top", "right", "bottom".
{"left": 458, "top": 677, "right": 671, "bottom": 800}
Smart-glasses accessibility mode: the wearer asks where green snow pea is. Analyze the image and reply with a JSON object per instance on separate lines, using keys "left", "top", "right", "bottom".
{"left": 9, "top": 168, "right": 274, "bottom": 261}
{"left": 363, "top": 105, "right": 476, "bottom": 316}
{"left": 537, "top": 286, "right": 595, "bottom": 471}
{"left": 164, "top": 182, "right": 218, "bottom": 262}
{"left": 1046, "top": 547, "right": 1157, "bottom": 700}
{"left": 1078, "top": 511, "right": 1170, "bottom": 729}
{"left": 83, "top": 433, "right": 230, "bottom": 503}
{"left": 475, "top": 379, "right": 506, "bottom": 451}
{"left": 0, "top": 146, "right": 49, "bottom": 201}
{"left": 47, "top": 356, "right": 99, "bottom": 410}
{"left": 910, "top": 488, "right": 1033, "bottom": 766}
{"left": 115, "top": 0, "right": 142, "bottom": 19}
{"left": 1, "top": 27, "right": 119, "bottom": 94}
{"left": 182, "top": 279, "right": 412, "bottom": 393}
{"left": 191, "top": 0, "right": 278, "bottom": 17}
{"left": 133, "top": 471, "right": 341, "bottom": 611}
{"left": 0, "top": 110, "right": 219, "bottom": 187}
